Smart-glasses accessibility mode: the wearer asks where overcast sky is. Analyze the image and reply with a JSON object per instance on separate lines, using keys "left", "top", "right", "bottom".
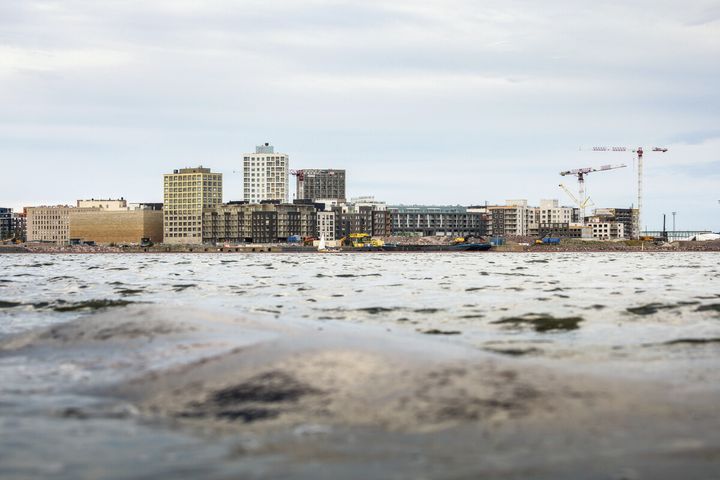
{"left": 1, "top": 0, "right": 718, "bottom": 230}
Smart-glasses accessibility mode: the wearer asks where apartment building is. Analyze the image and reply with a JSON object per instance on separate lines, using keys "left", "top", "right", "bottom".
{"left": 0, "top": 208, "right": 11, "bottom": 240}
{"left": 389, "top": 205, "right": 489, "bottom": 238}
{"left": 487, "top": 200, "right": 535, "bottom": 237}
{"left": 587, "top": 218, "right": 625, "bottom": 239}
{"left": 26, "top": 206, "right": 73, "bottom": 243}
{"left": 317, "top": 211, "right": 336, "bottom": 241}
{"left": 202, "top": 201, "right": 316, "bottom": 244}
{"left": 592, "top": 208, "right": 638, "bottom": 239}
{"left": 243, "top": 143, "right": 289, "bottom": 203}
{"left": 296, "top": 169, "right": 346, "bottom": 202}
{"left": 163, "top": 167, "right": 222, "bottom": 244}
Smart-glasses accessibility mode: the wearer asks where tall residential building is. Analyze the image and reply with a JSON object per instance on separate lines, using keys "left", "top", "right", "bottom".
{"left": 26, "top": 206, "right": 73, "bottom": 243}
{"left": 243, "top": 143, "right": 289, "bottom": 204}
{"left": 295, "top": 169, "right": 346, "bottom": 202}
{"left": 163, "top": 167, "right": 222, "bottom": 244}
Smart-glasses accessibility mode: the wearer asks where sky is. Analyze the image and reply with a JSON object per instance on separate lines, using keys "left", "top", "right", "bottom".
{"left": 1, "top": 0, "right": 718, "bottom": 231}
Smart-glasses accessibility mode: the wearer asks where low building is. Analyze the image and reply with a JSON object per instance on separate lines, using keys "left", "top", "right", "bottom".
{"left": 389, "top": 205, "right": 489, "bottom": 238}
{"left": 202, "top": 202, "right": 317, "bottom": 244}
{"left": 538, "top": 223, "right": 592, "bottom": 239}
{"left": 26, "top": 206, "right": 73, "bottom": 243}
{"left": 68, "top": 205, "right": 164, "bottom": 245}
{"left": 76, "top": 199, "right": 128, "bottom": 210}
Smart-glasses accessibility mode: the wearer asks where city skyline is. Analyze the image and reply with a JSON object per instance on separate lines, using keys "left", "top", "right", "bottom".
{"left": 1, "top": 1, "right": 718, "bottom": 230}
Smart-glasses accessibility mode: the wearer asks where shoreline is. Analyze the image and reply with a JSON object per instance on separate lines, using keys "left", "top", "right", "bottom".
{"left": 2, "top": 242, "right": 720, "bottom": 254}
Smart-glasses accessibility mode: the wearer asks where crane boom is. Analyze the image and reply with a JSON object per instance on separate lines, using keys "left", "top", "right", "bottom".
{"left": 558, "top": 163, "right": 627, "bottom": 223}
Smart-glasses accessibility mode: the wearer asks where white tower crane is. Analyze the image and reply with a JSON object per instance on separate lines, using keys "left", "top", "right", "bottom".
{"left": 559, "top": 164, "right": 626, "bottom": 223}
{"left": 586, "top": 146, "right": 668, "bottom": 238}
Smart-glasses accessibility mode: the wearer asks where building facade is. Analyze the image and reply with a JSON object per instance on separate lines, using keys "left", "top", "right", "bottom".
{"left": 592, "top": 208, "right": 638, "bottom": 239}
{"left": 0, "top": 208, "right": 12, "bottom": 240}
{"left": 538, "top": 223, "right": 592, "bottom": 239}
{"left": 163, "top": 167, "right": 222, "bottom": 244}
{"left": 487, "top": 201, "right": 535, "bottom": 237}
{"left": 26, "top": 206, "right": 73, "bottom": 243}
{"left": 11, "top": 211, "right": 27, "bottom": 242}
{"left": 202, "top": 202, "right": 316, "bottom": 244}
{"left": 69, "top": 207, "right": 163, "bottom": 245}
{"left": 317, "top": 211, "right": 336, "bottom": 241}
{"left": 389, "top": 205, "right": 490, "bottom": 238}
{"left": 586, "top": 217, "right": 625, "bottom": 240}
{"left": 243, "top": 143, "right": 289, "bottom": 204}
{"left": 296, "top": 169, "right": 346, "bottom": 202}
{"left": 76, "top": 199, "right": 128, "bottom": 210}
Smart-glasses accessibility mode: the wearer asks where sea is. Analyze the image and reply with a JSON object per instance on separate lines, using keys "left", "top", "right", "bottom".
{"left": 1, "top": 252, "right": 719, "bottom": 479}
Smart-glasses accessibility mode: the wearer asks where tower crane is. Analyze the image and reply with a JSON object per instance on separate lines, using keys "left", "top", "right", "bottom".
{"left": 559, "top": 164, "right": 626, "bottom": 223}
{"left": 585, "top": 146, "right": 668, "bottom": 238}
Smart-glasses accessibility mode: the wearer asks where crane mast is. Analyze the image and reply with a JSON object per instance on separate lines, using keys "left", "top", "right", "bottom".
{"left": 586, "top": 146, "right": 667, "bottom": 238}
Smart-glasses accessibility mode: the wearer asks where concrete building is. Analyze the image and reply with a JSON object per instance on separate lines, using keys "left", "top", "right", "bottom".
{"left": 296, "top": 169, "right": 346, "bottom": 202}
{"left": 537, "top": 199, "right": 578, "bottom": 227}
{"left": 592, "top": 208, "right": 638, "bottom": 239}
{"left": 587, "top": 218, "right": 625, "bottom": 239}
{"left": 69, "top": 205, "right": 163, "bottom": 245}
{"left": 332, "top": 197, "right": 390, "bottom": 238}
{"left": 76, "top": 199, "right": 128, "bottom": 210}
{"left": 11, "top": 212, "right": 27, "bottom": 242}
{"left": 390, "top": 205, "right": 490, "bottom": 238}
{"left": 26, "top": 206, "right": 73, "bottom": 243}
{"left": 202, "top": 201, "right": 316, "bottom": 244}
{"left": 317, "top": 211, "right": 336, "bottom": 241}
{"left": 487, "top": 200, "right": 536, "bottom": 237}
{"left": 163, "top": 167, "right": 222, "bottom": 244}
{"left": 244, "top": 143, "right": 289, "bottom": 204}
{"left": 0, "top": 208, "right": 12, "bottom": 240}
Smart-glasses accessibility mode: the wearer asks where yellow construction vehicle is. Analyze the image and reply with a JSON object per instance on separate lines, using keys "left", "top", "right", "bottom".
{"left": 344, "top": 233, "right": 385, "bottom": 248}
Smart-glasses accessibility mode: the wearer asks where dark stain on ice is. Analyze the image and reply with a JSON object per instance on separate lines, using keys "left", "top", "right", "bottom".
{"left": 178, "top": 371, "right": 320, "bottom": 423}
{"left": 493, "top": 314, "right": 583, "bottom": 332}
{"left": 696, "top": 303, "right": 720, "bottom": 313}
{"left": 626, "top": 303, "right": 679, "bottom": 315}
{"left": 0, "top": 300, "right": 22, "bottom": 308}
{"left": 421, "top": 329, "right": 462, "bottom": 335}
